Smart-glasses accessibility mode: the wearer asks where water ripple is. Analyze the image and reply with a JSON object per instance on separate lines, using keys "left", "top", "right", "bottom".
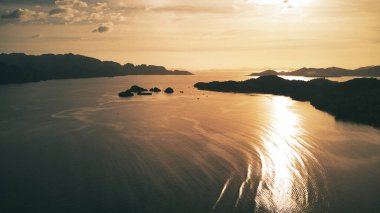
{"left": 254, "top": 96, "right": 327, "bottom": 212}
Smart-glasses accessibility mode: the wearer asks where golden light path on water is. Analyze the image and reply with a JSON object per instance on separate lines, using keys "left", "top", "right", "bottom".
{"left": 209, "top": 95, "right": 326, "bottom": 212}
{"left": 254, "top": 96, "right": 322, "bottom": 212}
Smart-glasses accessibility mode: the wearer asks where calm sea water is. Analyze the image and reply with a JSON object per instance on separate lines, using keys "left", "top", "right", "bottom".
{"left": 0, "top": 73, "right": 379, "bottom": 213}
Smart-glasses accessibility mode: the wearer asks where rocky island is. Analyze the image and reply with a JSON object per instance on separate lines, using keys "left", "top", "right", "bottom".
{"left": 194, "top": 75, "right": 380, "bottom": 128}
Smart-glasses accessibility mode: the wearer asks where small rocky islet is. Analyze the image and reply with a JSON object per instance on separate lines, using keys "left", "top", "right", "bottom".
{"left": 164, "top": 87, "right": 174, "bottom": 94}
{"left": 118, "top": 85, "right": 175, "bottom": 98}
{"left": 149, "top": 87, "right": 161, "bottom": 92}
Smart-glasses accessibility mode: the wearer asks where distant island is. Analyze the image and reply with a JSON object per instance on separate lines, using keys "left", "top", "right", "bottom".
{"left": 194, "top": 75, "right": 380, "bottom": 128}
{"left": 0, "top": 53, "right": 193, "bottom": 84}
{"left": 250, "top": 66, "right": 380, "bottom": 77}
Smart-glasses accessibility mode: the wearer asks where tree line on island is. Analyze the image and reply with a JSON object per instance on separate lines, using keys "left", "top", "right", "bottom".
{"left": 0, "top": 53, "right": 193, "bottom": 84}
{"left": 195, "top": 75, "right": 380, "bottom": 128}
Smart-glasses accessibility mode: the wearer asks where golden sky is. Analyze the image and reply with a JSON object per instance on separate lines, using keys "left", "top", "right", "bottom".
{"left": 0, "top": 0, "right": 379, "bottom": 70}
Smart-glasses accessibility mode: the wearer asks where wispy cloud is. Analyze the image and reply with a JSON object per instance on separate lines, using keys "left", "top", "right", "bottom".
{"left": 30, "top": 34, "right": 41, "bottom": 39}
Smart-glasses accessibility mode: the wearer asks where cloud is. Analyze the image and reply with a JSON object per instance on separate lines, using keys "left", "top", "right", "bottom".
{"left": 92, "top": 22, "right": 113, "bottom": 33}
{"left": 0, "top": 0, "right": 234, "bottom": 25}
{"left": 94, "top": 2, "right": 108, "bottom": 11}
{"left": 49, "top": 8, "right": 70, "bottom": 15}
{"left": 48, "top": 7, "right": 80, "bottom": 22}
{"left": 1, "top": 9, "right": 24, "bottom": 19}
{"left": 30, "top": 34, "right": 41, "bottom": 39}
{"left": 1, "top": 8, "right": 47, "bottom": 22}
{"left": 47, "top": 0, "right": 88, "bottom": 23}
{"left": 55, "top": 0, "right": 88, "bottom": 8}
{"left": 47, "top": 1, "right": 118, "bottom": 24}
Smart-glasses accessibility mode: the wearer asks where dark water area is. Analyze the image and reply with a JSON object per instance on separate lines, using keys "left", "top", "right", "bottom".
{"left": 0, "top": 73, "right": 379, "bottom": 212}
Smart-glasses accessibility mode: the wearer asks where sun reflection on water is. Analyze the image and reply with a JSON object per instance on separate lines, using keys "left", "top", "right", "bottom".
{"left": 255, "top": 96, "right": 317, "bottom": 212}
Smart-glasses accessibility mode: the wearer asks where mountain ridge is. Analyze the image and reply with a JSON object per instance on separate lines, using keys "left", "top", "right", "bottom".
{"left": 0, "top": 53, "right": 193, "bottom": 84}
{"left": 249, "top": 66, "right": 380, "bottom": 77}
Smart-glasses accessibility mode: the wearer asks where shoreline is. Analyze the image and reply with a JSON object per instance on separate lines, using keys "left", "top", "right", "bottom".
{"left": 194, "top": 75, "right": 380, "bottom": 128}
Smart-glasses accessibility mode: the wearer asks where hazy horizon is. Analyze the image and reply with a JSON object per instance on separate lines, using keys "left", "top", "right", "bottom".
{"left": 0, "top": 0, "right": 379, "bottom": 70}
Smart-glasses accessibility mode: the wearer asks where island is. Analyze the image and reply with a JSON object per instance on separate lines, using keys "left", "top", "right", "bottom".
{"left": 118, "top": 90, "right": 134, "bottom": 97}
{"left": 194, "top": 75, "right": 380, "bottom": 128}
{"left": 0, "top": 53, "right": 193, "bottom": 84}
{"left": 250, "top": 66, "right": 380, "bottom": 77}
{"left": 129, "top": 85, "right": 148, "bottom": 93}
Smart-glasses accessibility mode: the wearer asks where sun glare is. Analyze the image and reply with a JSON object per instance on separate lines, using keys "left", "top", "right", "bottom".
{"left": 248, "top": 0, "right": 313, "bottom": 8}
{"left": 255, "top": 96, "right": 315, "bottom": 212}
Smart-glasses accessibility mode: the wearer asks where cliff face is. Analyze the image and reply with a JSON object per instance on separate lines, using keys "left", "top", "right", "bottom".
{"left": 195, "top": 75, "right": 380, "bottom": 128}
{"left": 0, "top": 53, "right": 193, "bottom": 84}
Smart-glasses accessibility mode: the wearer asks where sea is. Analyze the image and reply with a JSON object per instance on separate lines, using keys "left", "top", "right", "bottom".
{"left": 0, "top": 73, "right": 379, "bottom": 212}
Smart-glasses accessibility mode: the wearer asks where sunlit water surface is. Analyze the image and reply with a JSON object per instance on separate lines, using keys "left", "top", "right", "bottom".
{"left": 0, "top": 73, "right": 379, "bottom": 213}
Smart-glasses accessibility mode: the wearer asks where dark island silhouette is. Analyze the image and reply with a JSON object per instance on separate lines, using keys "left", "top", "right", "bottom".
{"left": 0, "top": 53, "right": 193, "bottom": 84}
{"left": 250, "top": 66, "right": 380, "bottom": 77}
{"left": 149, "top": 87, "right": 161, "bottom": 92}
{"left": 118, "top": 90, "right": 134, "bottom": 97}
{"left": 194, "top": 75, "right": 380, "bottom": 128}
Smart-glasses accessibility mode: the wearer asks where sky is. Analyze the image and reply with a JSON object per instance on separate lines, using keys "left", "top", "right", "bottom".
{"left": 0, "top": 0, "right": 379, "bottom": 71}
